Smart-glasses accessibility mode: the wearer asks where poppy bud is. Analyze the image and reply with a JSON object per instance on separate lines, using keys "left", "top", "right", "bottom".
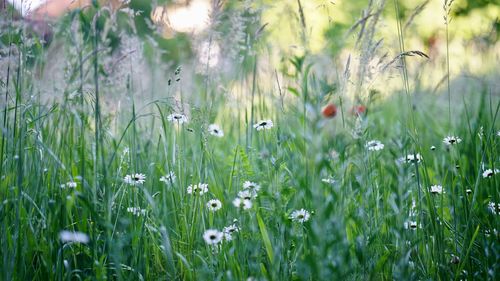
{"left": 322, "top": 103, "right": 337, "bottom": 118}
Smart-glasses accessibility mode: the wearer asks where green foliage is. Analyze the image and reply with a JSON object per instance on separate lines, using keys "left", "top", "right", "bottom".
{"left": 0, "top": 0, "right": 499, "bottom": 280}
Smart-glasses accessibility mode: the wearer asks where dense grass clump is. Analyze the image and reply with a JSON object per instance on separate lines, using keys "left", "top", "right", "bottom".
{"left": 1, "top": 0, "right": 499, "bottom": 280}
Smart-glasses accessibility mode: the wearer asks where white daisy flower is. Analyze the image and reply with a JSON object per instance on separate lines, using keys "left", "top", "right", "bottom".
{"left": 465, "top": 188, "right": 472, "bottom": 195}
{"left": 208, "top": 124, "right": 224, "bottom": 137}
{"left": 66, "top": 181, "right": 77, "bottom": 188}
{"left": 253, "top": 120, "right": 273, "bottom": 131}
{"left": 160, "top": 171, "right": 176, "bottom": 184}
{"left": 127, "top": 207, "right": 147, "bottom": 216}
{"left": 402, "top": 153, "right": 422, "bottom": 164}
{"left": 430, "top": 185, "right": 444, "bottom": 195}
{"left": 238, "top": 190, "right": 257, "bottom": 200}
{"left": 203, "top": 229, "right": 223, "bottom": 245}
{"left": 443, "top": 136, "right": 462, "bottom": 145}
{"left": 206, "top": 199, "right": 222, "bottom": 211}
{"left": 430, "top": 145, "right": 436, "bottom": 151}
{"left": 232, "top": 197, "right": 252, "bottom": 210}
{"left": 59, "top": 230, "right": 90, "bottom": 244}
{"left": 124, "top": 173, "right": 146, "bottom": 186}
{"left": 167, "top": 113, "right": 188, "bottom": 124}
{"left": 187, "top": 183, "right": 208, "bottom": 195}
{"left": 223, "top": 224, "right": 239, "bottom": 241}
{"left": 482, "top": 169, "right": 499, "bottom": 178}
{"left": 365, "top": 140, "right": 384, "bottom": 151}
{"left": 321, "top": 177, "right": 336, "bottom": 185}
{"left": 290, "top": 209, "right": 311, "bottom": 223}
{"left": 243, "top": 181, "right": 261, "bottom": 192}
{"left": 404, "top": 220, "right": 418, "bottom": 230}
{"left": 488, "top": 202, "right": 500, "bottom": 215}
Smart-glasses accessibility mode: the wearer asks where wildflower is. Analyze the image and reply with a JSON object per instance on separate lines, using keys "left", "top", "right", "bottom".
{"left": 366, "top": 140, "right": 384, "bottom": 151}
{"left": 59, "top": 230, "right": 90, "bottom": 244}
{"left": 124, "top": 173, "right": 146, "bottom": 186}
{"left": 322, "top": 103, "right": 337, "bottom": 118}
{"left": 253, "top": 120, "right": 273, "bottom": 131}
{"left": 203, "top": 229, "right": 223, "bottom": 245}
{"left": 488, "top": 202, "right": 500, "bottom": 215}
{"left": 232, "top": 197, "right": 252, "bottom": 210}
{"left": 127, "top": 207, "right": 147, "bottom": 216}
{"left": 465, "top": 188, "right": 472, "bottom": 195}
{"left": 430, "top": 185, "right": 444, "bottom": 195}
{"left": 497, "top": 131, "right": 500, "bottom": 137}
{"left": 208, "top": 124, "right": 224, "bottom": 137}
{"left": 223, "top": 224, "right": 239, "bottom": 241}
{"left": 243, "top": 181, "right": 260, "bottom": 192}
{"left": 482, "top": 169, "right": 499, "bottom": 178}
{"left": 329, "top": 150, "right": 339, "bottom": 160}
{"left": 187, "top": 183, "right": 208, "bottom": 195}
{"left": 160, "top": 171, "right": 176, "bottom": 184}
{"left": 404, "top": 220, "right": 418, "bottom": 230}
{"left": 238, "top": 190, "right": 257, "bottom": 200}
{"left": 450, "top": 255, "right": 460, "bottom": 265}
{"left": 290, "top": 209, "right": 311, "bottom": 223}
{"left": 167, "top": 113, "right": 188, "bottom": 124}
{"left": 443, "top": 136, "right": 462, "bottom": 145}
{"left": 66, "top": 181, "right": 77, "bottom": 188}
{"left": 430, "top": 145, "right": 436, "bottom": 151}
{"left": 402, "top": 153, "right": 422, "bottom": 164}
{"left": 206, "top": 199, "right": 222, "bottom": 212}
{"left": 351, "top": 105, "right": 366, "bottom": 115}
{"left": 321, "top": 177, "right": 336, "bottom": 185}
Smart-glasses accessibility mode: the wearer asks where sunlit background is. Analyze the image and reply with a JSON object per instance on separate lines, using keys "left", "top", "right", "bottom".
{"left": 2, "top": 0, "right": 499, "bottom": 106}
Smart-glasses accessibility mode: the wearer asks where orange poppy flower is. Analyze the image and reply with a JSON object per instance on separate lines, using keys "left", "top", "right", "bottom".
{"left": 322, "top": 103, "right": 337, "bottom": 118}
{"left": 351, "top": 105, "right": 366, "bottom": 115}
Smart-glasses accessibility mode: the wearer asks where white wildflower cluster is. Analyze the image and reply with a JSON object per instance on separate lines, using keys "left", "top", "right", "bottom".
{"left": 488, "top": 202, "right": 500, "bottom": 215}
{"left": 232, "top": 181, "right": 261, "bottom": 210}
{"left": 187, "top": 183, "right": 209, "bottom": 195}
{"left": 203, "top": 222, "right": 240, "bottom": 245}
{"left": 400, "top": 153, "right": 423, "bottom": 164}
{"left": 60, "top": 181, "right": 77, "bottom": 189}
{"left": 127, "top": 207, "right": 147, "bottom": 217}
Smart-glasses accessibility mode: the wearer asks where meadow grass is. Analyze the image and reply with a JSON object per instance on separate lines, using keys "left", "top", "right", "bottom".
{"left": 0, "top": 1, "right": 499, "bottom": 280}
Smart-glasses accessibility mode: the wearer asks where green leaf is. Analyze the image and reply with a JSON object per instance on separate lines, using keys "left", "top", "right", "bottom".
{"left": 256, "top": 211, "right": 274, "bottom": 265}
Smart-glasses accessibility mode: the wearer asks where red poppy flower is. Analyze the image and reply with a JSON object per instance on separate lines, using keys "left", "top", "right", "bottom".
{"left": 351, "top": 105, "right": 366, "bottom": 115}
{"left": 322, "top": 103, "right": 337, "bottom": 118}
